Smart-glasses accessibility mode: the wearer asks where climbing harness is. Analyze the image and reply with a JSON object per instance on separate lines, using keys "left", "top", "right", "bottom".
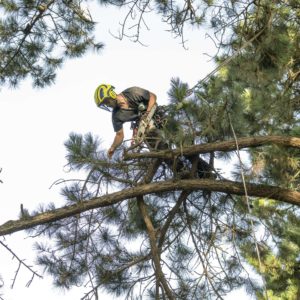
{"left": 126, "top": 104, "right": 169, "bottom": 149}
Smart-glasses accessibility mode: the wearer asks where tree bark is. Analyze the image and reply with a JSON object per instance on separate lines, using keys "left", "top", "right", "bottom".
{"left": 123, "top": 135, "right": 300, "bottom": 160}
{"left": 0, "top": 178, "right": 299, "bottom": 236}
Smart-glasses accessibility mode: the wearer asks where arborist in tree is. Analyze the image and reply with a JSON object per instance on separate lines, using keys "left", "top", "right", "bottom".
{"left": 94, "top": 84, "right": 214, "bottom": 178}
{"left": 94, "top": 84, "right": 158, "bottom": 158}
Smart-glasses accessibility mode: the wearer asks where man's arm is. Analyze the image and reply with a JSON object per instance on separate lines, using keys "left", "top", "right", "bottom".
{"left": 146, "top": 92, "right": 157, "bottom": 113}
{"left": 108, "top": 128, "right": 124, "bottom": 159}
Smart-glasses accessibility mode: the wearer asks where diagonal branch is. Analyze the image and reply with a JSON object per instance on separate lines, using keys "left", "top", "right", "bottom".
{"left": 0, "top": 178, "right": 299, "bottom": 236}
{"left": 158, "top": 191, "right": 191, "bottom": 250}
{"left": 137, "top": 196, "right": 175, "bottom": 300}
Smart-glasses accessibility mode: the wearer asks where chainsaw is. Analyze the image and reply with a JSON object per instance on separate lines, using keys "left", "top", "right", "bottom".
{"left": 133, "top": 103, "right": 157, "bottom": 146}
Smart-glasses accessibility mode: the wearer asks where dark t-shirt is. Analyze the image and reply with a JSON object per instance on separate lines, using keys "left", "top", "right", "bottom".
{"left": 112, "top": 87, "right": 151, "bottom": 132}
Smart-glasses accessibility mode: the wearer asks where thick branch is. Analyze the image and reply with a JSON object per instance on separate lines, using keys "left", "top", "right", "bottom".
{"left": 123, "top": 135, "right": 300, "bottom": 160}
{"left": 0, "top": 179, "right": 299, "bottom": 236}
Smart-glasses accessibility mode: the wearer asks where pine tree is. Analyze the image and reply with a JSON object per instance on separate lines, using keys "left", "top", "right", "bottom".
{"left": 0, "top": 1, "right": 300, "bottom": 299}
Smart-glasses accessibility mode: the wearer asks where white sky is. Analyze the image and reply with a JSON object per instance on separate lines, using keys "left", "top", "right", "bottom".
{"left": 0, "top": 4, "right": 252, "bottom": 300}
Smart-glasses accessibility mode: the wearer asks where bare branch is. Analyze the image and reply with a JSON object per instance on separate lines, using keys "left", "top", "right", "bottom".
{"left": 0, "top": 240, "right": 43, "bottom": 287}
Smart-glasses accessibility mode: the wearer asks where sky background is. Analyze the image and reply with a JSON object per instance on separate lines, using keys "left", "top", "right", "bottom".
{"left": 0, "top": 3, "right": 251, "bottom": 300}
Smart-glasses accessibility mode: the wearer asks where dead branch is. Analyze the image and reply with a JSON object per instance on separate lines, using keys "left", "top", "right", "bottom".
{"left": 0, "top": 240, "right": 43, "bottom": 287}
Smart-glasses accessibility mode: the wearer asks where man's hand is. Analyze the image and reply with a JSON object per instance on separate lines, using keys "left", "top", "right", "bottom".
{"left": 108, "top": 129, "right": 124, "bottom": 159}
{"left": 107, "top": 147, "right": 115, "bottom": 159}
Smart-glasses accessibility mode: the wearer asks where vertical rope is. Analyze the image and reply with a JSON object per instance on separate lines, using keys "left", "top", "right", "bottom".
{"left": 227, "top": 112, "right": 269, "bottom": 300}
{"left": 106, "top": 175, "right": 109, "bottom": 195}
{"left": 187, "top": 26, "right": 267, "bottom": 96}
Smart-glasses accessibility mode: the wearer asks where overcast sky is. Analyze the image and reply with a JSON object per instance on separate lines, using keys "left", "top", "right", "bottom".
{"left": 0, "top": 4, "right": 251, "bottom": 300}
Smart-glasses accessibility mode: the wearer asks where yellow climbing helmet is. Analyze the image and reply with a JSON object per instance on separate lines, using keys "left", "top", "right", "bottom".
{"left": 94, "top": 84, "right": 117, "bottom": 110}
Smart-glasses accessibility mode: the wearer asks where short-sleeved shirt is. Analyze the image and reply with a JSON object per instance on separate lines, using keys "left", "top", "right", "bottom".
{"left": 112, "top": 87, "right": 151, "bottom": 132}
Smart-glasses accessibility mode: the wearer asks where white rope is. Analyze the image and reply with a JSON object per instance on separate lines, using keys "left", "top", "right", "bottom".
{"left": 184, "top": 19, "right": 272, "bottom": 299}
{"left": 187, "top": 27, "right": 266, "bottom": 95}
{"left": 227, "top": 113, "right": 269, "bottom": 300}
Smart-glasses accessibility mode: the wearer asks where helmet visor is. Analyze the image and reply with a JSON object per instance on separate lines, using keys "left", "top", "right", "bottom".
{"left": 99, "top": 98, "right": 117, "bottom": 112}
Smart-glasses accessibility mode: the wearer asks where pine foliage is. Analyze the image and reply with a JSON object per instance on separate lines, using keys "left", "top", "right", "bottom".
{"left": 24, "top": 1, "right": 300, "bottom": 299}
{"left": 1, "top": 1, "right": 300, "bottom": 299}
{"left": 0, "top": 0, "right": 102, "bottom": 87}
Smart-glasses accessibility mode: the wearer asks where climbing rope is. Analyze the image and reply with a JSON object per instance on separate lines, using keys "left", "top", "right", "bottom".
{"left": 184, "top": 25, "right": 271, "bottom": 298}
{"left": 186, "top": 27, "right": 266, "bottom": 96}
{"left": 227, "top": 112, "right": 269, "bottom": 300}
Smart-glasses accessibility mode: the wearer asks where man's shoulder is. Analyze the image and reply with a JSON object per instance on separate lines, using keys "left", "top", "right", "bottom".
{"left": 123, "top": 86, "right": 150, "bottom": 93}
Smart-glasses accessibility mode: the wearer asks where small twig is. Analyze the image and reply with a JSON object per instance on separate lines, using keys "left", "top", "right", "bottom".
{"left": 11, "top": 262, "right": 21, "bottom": 289}
{"left": 0, "top": 240, "right": 43, "bottom": 288}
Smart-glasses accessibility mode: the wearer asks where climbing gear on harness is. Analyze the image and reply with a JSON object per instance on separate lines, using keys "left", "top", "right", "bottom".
{"left": 128, "top": 105, "right": 168, "bottom": 150}
{"left": 138, "top": 103, "right": 147, "bottom": 112}
{"left": 94, "top": 84, "right": 117, "bottom": 111}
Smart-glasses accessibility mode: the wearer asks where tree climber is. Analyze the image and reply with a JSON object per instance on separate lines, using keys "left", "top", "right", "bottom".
{"left": 94, "top": 84, "right": 215, "bottom": 179}
{"left": 94, "top": 84, "right": 158, "bottom": 158}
